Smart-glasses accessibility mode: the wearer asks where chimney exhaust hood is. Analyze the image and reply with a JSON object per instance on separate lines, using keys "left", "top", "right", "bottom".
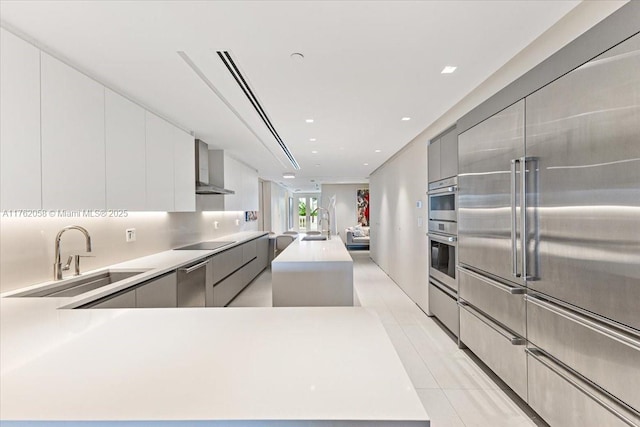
{"left": 195, "top": 139, "right": 235, "bottom": 195}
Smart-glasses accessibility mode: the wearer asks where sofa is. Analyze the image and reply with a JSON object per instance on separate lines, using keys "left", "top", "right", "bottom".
{"left": 345, "top": 226, "right": 370, "bottom": 250}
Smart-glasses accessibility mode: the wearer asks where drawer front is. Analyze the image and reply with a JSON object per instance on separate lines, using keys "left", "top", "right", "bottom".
{"left": 458, "top": 267, "right": 526, "bottom": 336}
{"left": 212, "top": 245, "right": 243, "bottom": 284}
{"left": 137, "top": 272, "right": 177, "bottom": 308}
{"left": 527, "top": 294, "right": 640, "bottom": 412}
{"left": 428, "top": 281, "right": 459, "bottom": 337}
{"left": 242, "top": 239, "right": 258, "bottom": 264}
{"left": 460, "top": 303, "right": 527, "bottom": 400}
{"left": 211, "top": 268, "right": 244, "bottom": 307}
{"left": 527, "top": 349, "right": 640, "bottom": 427}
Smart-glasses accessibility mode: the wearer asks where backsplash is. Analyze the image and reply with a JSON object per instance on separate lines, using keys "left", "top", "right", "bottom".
{"left": 0, "top": 211, "right": 258, "bottom": 293}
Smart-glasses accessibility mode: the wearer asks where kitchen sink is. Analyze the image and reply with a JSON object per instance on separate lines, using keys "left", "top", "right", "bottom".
{"left": 10, "top": 270, "right": 149, "bottom": 298}
{"left": 302, "top": 236, "right": 328, "bottom": 241}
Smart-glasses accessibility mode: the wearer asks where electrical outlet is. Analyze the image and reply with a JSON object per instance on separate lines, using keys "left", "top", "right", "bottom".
{"left": 126, "top": 228, "right": 136, "bottom": 242}
{"left": 214, "top": 221, "right": 220, "bottom": 230}
{"left": 235, "top": 219, "right": 240, "bottom": 226}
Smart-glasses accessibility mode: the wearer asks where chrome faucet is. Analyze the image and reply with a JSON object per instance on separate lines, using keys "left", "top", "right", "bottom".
{"left": 312, "top": 207, "right": 331, "bottom": 240}
{"left": 54, "top": 225, "right": 92, "bottom": 280}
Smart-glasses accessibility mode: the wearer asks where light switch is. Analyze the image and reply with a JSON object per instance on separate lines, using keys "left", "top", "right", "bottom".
{"left": 126, "top": 228, "right": 136, "bottom": 242}
{"left": 214, "top": 221, "right": 220, "bottom": 230}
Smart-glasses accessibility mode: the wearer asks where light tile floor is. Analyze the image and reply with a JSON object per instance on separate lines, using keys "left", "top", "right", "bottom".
{"left": 229, "top": 251, "right": 547, "bottom": 427}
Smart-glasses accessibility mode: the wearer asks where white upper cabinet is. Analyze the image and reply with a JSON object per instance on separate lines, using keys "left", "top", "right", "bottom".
{"left": 41, "top": 52, "right": 105, "bottom": 209}
{"left": 145, "top": 112, "right": 175, "bottom": 211}
{"left": 0, "top": 28, "right": 41, "bottom": 209}
{"left": 243, "top": 165, "right": 259, "bottom": 212}
{"left": 223, "top": 154, "right": 242, "bottom": 211}
{"left": 173, "top": 128, "right": 195, "bottom": 212}
{"left": 105, "top": 89, "right": 146, "bottom": 210}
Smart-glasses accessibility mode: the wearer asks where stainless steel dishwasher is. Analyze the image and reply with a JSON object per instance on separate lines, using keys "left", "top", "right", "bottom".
{"left": 177, "top": 257, "right": 212, "bottom": 307}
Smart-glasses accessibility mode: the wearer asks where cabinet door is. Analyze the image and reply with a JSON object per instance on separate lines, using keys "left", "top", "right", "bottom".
{"left": 93, "top": 290, "right": 136, "bottom": 308}
{"left": 440, "top": 129, "right": 458, "bottom": 179}
{"left": 427, "top": 138, "right": 441, "bottom": 183}
{"left": 105, "top": 89, "right": 146, "bottom": 210}
{"left": 145, "top": 112, "right": 174, "bottom": 211}
{"left": 223, "top": 154, "right": 242, "bottom": 211}
{"left": 243, "top": 165, "right": 259, "bottom": 211}
{"left": 0, "top": 29, "right": 41, "bottom": 209}
{"left": 136, "top": 272, "right": 177, "bottom": 308}
{"left": 256, "top": 235, "right": 269, "bottom": 271}
{"left": 173, "top": 128, "right": 195, "bottom": 212}
{"left": 41, "top": 53, "right": 105, "bottom": 209}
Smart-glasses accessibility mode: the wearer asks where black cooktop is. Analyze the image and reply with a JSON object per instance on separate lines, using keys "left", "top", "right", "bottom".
{"left": 174, "top": 241, "right": 235, "bottom": 251}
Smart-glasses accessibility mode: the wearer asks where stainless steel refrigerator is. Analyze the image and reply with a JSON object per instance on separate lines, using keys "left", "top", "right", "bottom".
{"left": 458, "top": 33, "right": 640, "bottom": 426}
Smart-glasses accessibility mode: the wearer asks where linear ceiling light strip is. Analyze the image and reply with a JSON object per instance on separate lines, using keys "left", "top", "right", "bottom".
{"left": 217, "top": 51, "right": 300, "bottom": 170}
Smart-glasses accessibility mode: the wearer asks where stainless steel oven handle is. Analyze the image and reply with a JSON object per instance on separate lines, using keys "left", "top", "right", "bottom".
{"left": 458, "top": 266, "right": 525, "bottom": 295}
{"left": 525, "top": 347, "right": 640, "bottom": 426}
{"left": 510, "top": 159, "right": 519, "bottom": 278}
{"left": 428, "top": 233, "right": 457, "bottom": 244}
{"left": 459, "top": 300, "right": 525, "bottom": 345}
{"left": 428, "top": 185, "right": 457, "bottom": 195}
{"left": 178, "top": 259, "right": 210, "bottom": 275}
{"left": 520, "top": 156, "right": 527, "bottom": 280}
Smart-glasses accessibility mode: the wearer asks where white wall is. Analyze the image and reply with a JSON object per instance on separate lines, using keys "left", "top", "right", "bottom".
{"left": 369, "top": 0, "right": 625, "bottom": 313}
{"left": 321, "top": 184, "right": 368, "bottom": 242}
{"left": 260, "top": 181, "right": 291, "bottom": 234}
{"left": 370, "top": 139, "right": 428, "bottom": 311}
{"left": 0, "top": 211, "right": 258, "bottom": 293}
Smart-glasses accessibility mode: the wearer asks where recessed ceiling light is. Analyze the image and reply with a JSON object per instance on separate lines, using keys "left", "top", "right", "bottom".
{"left": 305, "top": 119, "right": 314, "bottom": 123}
{"left": 441, "top": 66, "right": 457, "bottom": 74}
{"left": 401, "top": 117, "right": 411, "bottom": 121}
{"left": 364, "top": 163, "right": 369, "bottom": 166}
{"left": 283, "top": 172, "right": 295, "bottom": 179}
{"left": 375, "top": 149, "right": 381, "bottom": 153}
{"left": 311, "top": 150, "right": 318, "bottom": 154}
{"left": 315, "top": 164, "right": 320, "bottom": 167}
{"left": 290, "top": 52, "right": 304, "bottom": 61}
{"left": 309, "top": 138, "right": 316, "bottom": 142}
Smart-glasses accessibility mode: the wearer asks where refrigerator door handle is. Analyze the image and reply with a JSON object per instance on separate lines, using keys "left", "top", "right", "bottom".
{"left": 510, "top": 158, "right": 520, "bottom": 278}
{"left": 520, "top": 156, "right": 528, "bottom": 280}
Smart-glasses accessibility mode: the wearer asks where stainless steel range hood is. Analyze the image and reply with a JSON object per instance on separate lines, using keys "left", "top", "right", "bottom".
{"left": 195, "top": 139, "right": 235, "bottom": 195}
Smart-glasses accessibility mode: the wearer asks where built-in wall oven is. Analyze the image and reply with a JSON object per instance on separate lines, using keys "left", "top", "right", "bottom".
{"left": 428, "top": 177, "right": 459, "bottom": 337}
{"left": 428, "top": 177, "right": 457, "bottom": 222}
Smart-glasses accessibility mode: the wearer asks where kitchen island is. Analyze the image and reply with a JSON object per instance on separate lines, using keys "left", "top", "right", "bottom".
{"left": 0, "top": 232, "right": 429, "bottom": 426}
{"left": 272, "top": 236, "right": 354, "bottom": 307}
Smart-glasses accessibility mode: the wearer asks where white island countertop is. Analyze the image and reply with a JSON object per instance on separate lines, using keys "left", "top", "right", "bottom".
{"left": 272, "top": 236, "right": 355, "bottom": 307}
{"left": 0, "top": 232, "right": 429, "bottom": 426}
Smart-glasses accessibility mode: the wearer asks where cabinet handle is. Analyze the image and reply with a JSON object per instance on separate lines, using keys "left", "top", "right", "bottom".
{"left": 526, "top": 347, "right": 640, "bottom": 426}
{"left": 459, "top": 300, "right": 525, "bottom": 345}
{"left": 458, "top": 266, "right": 525, "bottom": 295}
{"left": 179, "top": 259, "right": 209, "bottom": 274}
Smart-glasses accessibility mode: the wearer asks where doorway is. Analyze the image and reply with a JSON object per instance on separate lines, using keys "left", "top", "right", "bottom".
{"left": 297, "top": 195, "right": 319, "bottom": 232}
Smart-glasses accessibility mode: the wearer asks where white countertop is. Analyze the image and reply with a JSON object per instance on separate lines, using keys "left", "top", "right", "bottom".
{"left": 272, "top": 235, "right": 353, "bottom": 263}
{"left": 0, "top": 232, "right": 429, "bottom": 425}
{"left": 2, "top": 231, "right": 269, "bottom": 308}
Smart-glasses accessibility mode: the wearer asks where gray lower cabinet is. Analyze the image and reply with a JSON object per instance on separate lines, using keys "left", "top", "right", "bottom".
{"left": 92, "top": 289, "right": 136, "bottom": 308}
{"left": 212, "top": 245, "right": 243, "bottom": 283}
{"left": 136, "top": 272, "right": 177, "bottom": 308}
{"left": 208, "top": 235, "right": 269, "bottom": 307}
{"left": 211, "top": 268, "right": 244, "bottom": 307}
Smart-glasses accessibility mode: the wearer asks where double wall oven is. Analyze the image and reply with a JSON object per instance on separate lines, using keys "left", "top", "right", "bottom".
{"left": 427, "top": 176, "right": 459, "bottom": 337}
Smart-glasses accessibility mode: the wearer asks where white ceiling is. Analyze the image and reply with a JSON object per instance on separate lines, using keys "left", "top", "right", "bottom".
{"left": 0, "top": 0, "right": 580, "bottom": 192}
